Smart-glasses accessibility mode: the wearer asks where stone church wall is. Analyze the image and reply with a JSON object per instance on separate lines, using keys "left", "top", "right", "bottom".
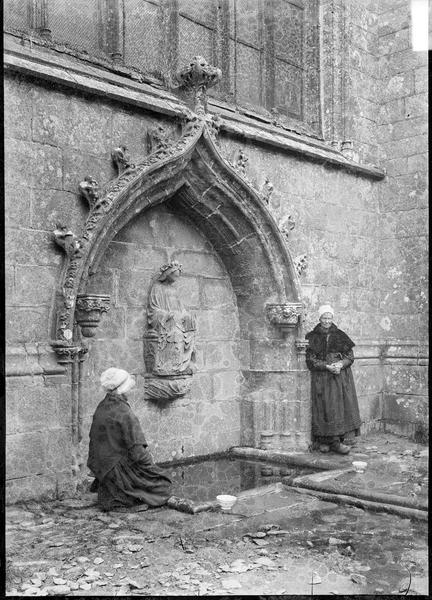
{"left": 5, "top": 73, "right": 382, "bottom": 501}
{"left": 375, "top": 0, "right": 428, "bottom": 439}
{"left": 218, "top": 137, "right": 383, "bottom": 434}
{"left": 4, "top": 0, "right": 428, "bottom": 502}
{"left": 321, "top": 0, "right": 429, "bottom": 440}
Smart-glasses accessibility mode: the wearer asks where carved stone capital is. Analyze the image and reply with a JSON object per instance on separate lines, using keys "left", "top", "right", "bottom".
{"left": 76, "top": 294, "right": 110, "bottom": 337}
{"left": 51, "top": 342, "right": 88, "bottom": 364}
{"left": 266, "top": 302, "right": 303, "bottom": 332}
{"left": 295, "top": 338, "right": 309, "bottom": 354}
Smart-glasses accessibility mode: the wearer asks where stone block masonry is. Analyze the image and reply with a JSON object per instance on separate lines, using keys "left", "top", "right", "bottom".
{"left": 375, "top": 1, "right": 428, "bottom": 434}
{"left": 4, "top": 0, "right": 428, "bottom": 501}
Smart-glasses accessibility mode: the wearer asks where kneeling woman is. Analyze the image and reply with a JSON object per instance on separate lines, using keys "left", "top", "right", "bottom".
{"left": 88, "top": 368, "right": 172, "bottom": 512}
{"left": 305, "top": 305, "right": 362, "bottom": 454}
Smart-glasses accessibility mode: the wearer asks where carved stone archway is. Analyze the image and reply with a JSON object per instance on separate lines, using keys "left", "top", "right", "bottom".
{"left": 52, "top": 81, "right": 310, "bottom": 454}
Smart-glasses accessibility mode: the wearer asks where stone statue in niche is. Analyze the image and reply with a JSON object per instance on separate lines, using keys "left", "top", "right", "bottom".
{"left": 144, "top": 261, "right": 197, "bottom": 400}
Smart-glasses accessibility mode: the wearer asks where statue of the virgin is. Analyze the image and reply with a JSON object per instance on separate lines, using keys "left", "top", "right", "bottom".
{"left": 145, "top": 261, "right": 196, "bottom": 376}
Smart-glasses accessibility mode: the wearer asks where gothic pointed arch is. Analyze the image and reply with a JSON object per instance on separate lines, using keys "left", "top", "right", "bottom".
{"left": 51, "top": 115, "right": 303, "bottom": 359}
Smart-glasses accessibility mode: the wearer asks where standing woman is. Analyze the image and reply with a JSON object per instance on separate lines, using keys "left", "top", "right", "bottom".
{"left": 305, "top": 305, "right": 362, "bottom": 454}
{"left": 88, "top": 368, "right": 172, "bottom": 512}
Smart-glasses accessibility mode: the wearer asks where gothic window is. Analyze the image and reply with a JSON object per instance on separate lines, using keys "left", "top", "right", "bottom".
{"left": 123, "top": 0, "right": 166, "bottom": 75}
{"left": 4, "top": 0, "right": 321, "bottom": 133}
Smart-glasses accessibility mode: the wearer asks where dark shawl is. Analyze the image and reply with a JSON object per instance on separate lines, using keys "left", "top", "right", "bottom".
{"left": 87, "top": 392, "right": 147, "bottom": 481}
{"left": 305, "top": 323, "right": 355, "bottom": 361}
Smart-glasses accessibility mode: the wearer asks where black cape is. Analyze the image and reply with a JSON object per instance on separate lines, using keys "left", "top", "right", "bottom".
{"left": 305, "top": 323, "right": 361, "bottom": 439}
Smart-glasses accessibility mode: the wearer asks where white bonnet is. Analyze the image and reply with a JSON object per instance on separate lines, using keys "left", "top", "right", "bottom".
{"left": 100, "top": 367, "right": 136, "bottom": 395}
{"left": 318, "top": 304, "right": 334, "bottom": 319}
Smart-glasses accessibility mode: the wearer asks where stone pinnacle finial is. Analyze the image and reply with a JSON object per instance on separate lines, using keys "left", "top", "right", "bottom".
{"left": 174, "top": 56, "right": 222, "bottom": 115}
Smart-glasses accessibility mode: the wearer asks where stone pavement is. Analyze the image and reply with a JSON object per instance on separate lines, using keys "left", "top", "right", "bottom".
{"left": 6, "top": 432, "right": 428, "bottom": 596}
{"left": 282, "top": 430, "right": 429, "bottom": 510}
{"left": 308, "top": 430, "right": 428, "bottom": 503}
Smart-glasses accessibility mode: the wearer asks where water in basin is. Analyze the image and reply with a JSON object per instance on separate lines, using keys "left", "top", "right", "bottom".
{"left": 158, "top": 456, "right": 317, "bottom": 503}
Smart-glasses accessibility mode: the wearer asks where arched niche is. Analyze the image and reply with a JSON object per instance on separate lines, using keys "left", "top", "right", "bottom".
{"left": 52, "top": 117, "right": 310, "bottom": 452}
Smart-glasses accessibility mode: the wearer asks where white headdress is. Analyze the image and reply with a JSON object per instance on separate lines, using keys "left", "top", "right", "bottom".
{"left": 100, "top": 367, "right": 136, "bottom": 395}
{"left": 318, "top": 304, "right": 334, "bottom": 319}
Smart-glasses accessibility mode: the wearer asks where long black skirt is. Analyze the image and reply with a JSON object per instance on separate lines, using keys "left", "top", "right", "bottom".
{"left": 311, "top": 367, "right": 362, "bottom": 439}
{"left": 93, "top": 450, "right": 172, "bottom": 511}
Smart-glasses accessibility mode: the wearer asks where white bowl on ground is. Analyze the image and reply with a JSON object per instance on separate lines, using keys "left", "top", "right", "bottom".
{"left": 352, "top": 460, "right": 367, "bottom": 473}
{"left": 216, "top": 494, "right": 237, "bottom": 510}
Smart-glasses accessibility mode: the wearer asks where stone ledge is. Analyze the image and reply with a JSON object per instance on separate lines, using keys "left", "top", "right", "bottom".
{"left": 355, "top": 340, "right": 429, "bottom": 362}
{"left": 382, "top": 358, "right": 429, "bottom": 365}
{"left": 4, "top": 36, "right": 385, "bottom": 181}
{"left": 217, "top": 112, "right": 385, "bottom": 179}
{"left": 6, "top": 344, "right": 67, "bottom": 377}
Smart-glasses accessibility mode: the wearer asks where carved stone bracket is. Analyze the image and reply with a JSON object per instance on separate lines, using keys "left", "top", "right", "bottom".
{"left": 174, "top": 56, "right": 222, "bottom": 115}
{"left": 75, "top": 294, "right": 110, "bottom": 337}
{"left": 144, "top": 376, "right": 192, "bottom": 401}
{"left": 294, "top": 254, "right": 308, "bottom": 276}
{"left": 266, "top": 302, "right": 303, "bottom": 333}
